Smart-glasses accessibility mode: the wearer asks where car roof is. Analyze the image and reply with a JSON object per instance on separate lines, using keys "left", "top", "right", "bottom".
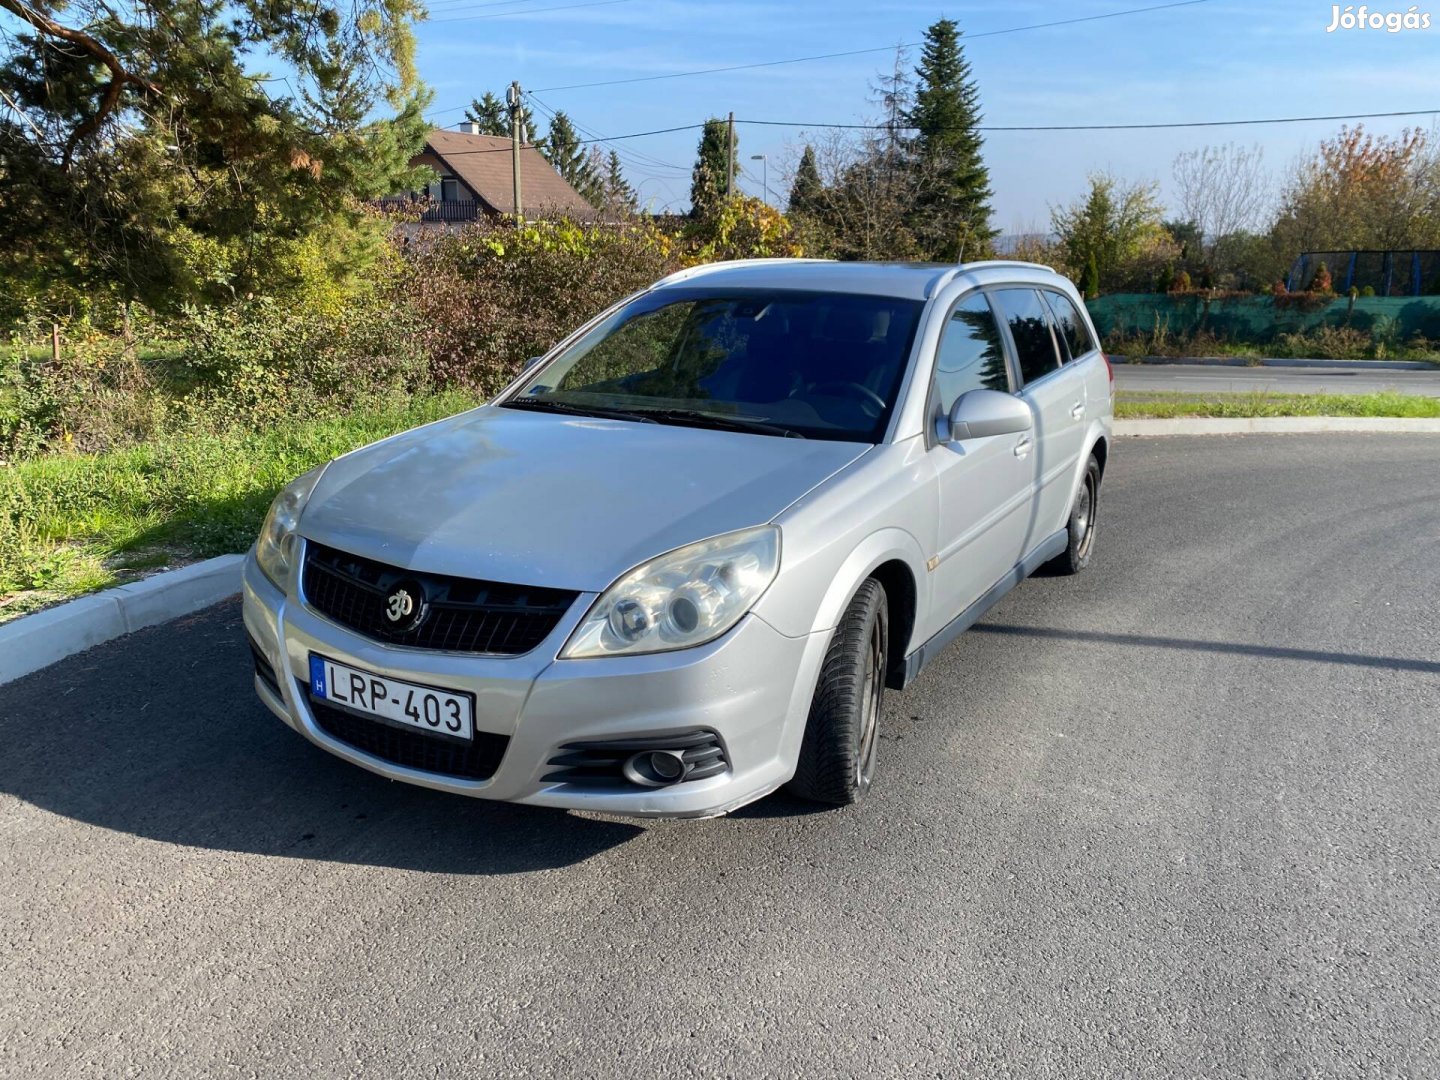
{"left": 648, "top": 258, "right": 1072, "bottom": 301}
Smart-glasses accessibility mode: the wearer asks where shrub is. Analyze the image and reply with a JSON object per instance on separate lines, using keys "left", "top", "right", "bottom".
{"left": 398, "top": 218, "right": 680, "bottom": 392}
{"left": 1361, "top": 285, "right": 1377, "bottom": 297}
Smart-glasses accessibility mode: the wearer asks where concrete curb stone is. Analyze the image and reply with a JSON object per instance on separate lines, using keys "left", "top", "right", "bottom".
{"left": 0, "top": 554, "right": 245, "bottom": 685}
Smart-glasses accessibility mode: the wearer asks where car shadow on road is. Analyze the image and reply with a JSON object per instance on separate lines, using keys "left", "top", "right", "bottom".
{"left": 972, "top": 623, "right": 1440, "bottom": 673}
{"left": 0, "top": 600, "right": 643, "bottom": 875}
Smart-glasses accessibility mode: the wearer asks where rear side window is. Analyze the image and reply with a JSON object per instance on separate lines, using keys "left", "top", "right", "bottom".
{"left": 1043, "top": 291, "right": 1098, "bottom": 361}
{"left": 932, "top": 293, "right": 1010, "bottom": 414}
{"left": 991, "top": 288, "right": 1063, "bottom": 386}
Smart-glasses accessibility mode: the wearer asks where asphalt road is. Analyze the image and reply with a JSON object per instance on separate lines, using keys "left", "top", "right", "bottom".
{"left": 3, "top": 434, "right": 1438, "bottom": 1079}
{"left": 1114, "top": 362, "right": 1440, "bottom": 397}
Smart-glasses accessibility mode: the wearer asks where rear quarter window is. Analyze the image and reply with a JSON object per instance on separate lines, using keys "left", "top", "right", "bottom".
{"left": 1043, "top": 291, "right": 1098, "bottom": 361}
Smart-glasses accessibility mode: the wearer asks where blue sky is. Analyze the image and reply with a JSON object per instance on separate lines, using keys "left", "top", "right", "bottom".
{"left": 411, "top": 0, "right": 1440, "bottom": 227}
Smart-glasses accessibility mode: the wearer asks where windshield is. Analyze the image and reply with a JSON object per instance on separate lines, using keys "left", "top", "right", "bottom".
{"left": 506, "top": 288, "right": 925, "bottom": 442}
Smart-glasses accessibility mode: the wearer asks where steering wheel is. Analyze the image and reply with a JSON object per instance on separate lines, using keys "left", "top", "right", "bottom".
{"left": 808, "top": 381, "right": 887, "bottom": 416}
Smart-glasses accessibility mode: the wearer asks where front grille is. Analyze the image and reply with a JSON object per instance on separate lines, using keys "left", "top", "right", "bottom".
{"left": 542, "top": 730, "right": 729, "bottom": 788}
{"left": 309, "top": 696, "right": 510, "bottom": 781}
{"left": 302, "top": 541, "right": 577, "bottom": 656}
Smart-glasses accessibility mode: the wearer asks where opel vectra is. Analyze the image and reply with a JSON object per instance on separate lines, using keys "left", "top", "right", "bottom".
{"left": 243, "top": 259, "right": 1113, "bottom": 816}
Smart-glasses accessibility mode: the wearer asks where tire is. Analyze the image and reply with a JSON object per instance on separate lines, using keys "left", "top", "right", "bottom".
{"left": 788, "top": 578, "right": 888, "bottom": 806}
{"left": 1046, "top": 454, "right": 1101, "bottom": 576}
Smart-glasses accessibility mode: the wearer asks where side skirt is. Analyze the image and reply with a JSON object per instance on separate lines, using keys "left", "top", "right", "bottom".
{"left": 899, "top": 528, "right": 1068, "bottom": 688}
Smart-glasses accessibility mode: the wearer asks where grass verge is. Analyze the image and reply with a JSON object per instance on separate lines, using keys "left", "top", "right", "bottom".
{"left": 1116, "top": 391, "right": 1440, "bottom": 419}
{"left": 1, "top": 390, "right": 481, "bottom": 623}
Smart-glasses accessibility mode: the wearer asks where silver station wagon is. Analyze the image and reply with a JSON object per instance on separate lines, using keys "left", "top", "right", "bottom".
{"left": 243, "top": 259, "right": 1113, "bottom": 817}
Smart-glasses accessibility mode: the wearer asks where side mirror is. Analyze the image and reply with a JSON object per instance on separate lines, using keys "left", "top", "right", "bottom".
{"left": 523, "top": 355, "right": 545, "bottom": 372}
{"left": 940, "top": 388, "right": 1033, "bottom": 443}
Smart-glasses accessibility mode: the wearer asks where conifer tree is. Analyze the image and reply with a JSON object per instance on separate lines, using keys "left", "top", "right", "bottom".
{"left": 904, "top": 18, "right": 996, "bottom": 259}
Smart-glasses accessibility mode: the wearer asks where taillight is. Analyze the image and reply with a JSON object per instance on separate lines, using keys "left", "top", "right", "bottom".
{"left": 1101, "top": 352, "right": 1115, "bottom": 389}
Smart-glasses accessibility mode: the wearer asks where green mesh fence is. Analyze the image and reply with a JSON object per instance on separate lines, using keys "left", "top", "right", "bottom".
{"left": 1086, "top": 294, "right": 1440, "bottom": 345}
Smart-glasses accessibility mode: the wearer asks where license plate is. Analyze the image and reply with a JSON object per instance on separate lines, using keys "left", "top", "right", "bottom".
{"left": 309, "top": 655, "right": 474, "bottom": 741}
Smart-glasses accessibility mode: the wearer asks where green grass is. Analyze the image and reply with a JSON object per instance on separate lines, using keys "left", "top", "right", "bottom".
{"left": 0, "top": 390, "right": 481, "bottom": 622}
{"left": 1116, "top": 390, "right": 1440, "bottom": 419}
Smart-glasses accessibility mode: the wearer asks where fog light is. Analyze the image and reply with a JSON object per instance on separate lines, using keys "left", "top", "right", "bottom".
{"left": 623, "top": 749, "right": 690, "bottom": 788}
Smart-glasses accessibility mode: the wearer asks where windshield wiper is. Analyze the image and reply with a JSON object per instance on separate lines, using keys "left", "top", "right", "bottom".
{"left": 628, "top": 408, "right": 806, "bottom": 439}
{"left": 501, "top": 397, "right": 658, "bottom": 423}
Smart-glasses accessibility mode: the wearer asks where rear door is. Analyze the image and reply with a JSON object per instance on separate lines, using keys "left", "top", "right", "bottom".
{"left": 989, "top": 287, "right": 1089, "bottom": 546}
{"left": 925, "top": 292, "right": 1032, "bottom": 628}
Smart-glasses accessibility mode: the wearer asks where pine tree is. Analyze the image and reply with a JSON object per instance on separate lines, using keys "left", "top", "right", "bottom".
{"left": 789, "top": 145, "right": 824, "bottom": 217}
{"left": 904, "top": 18, "right": 996, "bottom": 260}
{"left": 690, "top": 118, "right": 737, "bottom": 219}
{"left": 603, "top": 150, "right": 637, "bottom": 215}
{"left": 465, "top": 92, "right": 509, "bottom": 135}
{"left": 545, "top": 112, "right": 603, "bottom": 207}
{"left": 465, "top": 91, "right": 544, "bottom": 150}
{"left": 0, "top": 0, "right": 431, "bottom": 309}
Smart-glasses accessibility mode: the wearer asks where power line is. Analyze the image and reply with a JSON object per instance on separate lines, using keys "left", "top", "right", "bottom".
{"left": 737, "top": 108, "right": 1440, "bottom": 133}
{"left": 421, "top": 0, "right": 550, "bottom": 11}
{"left": 427, "top": 0, "right": 630, "bottom": 25}
{"left": 428, "top": 107, "right": 1440, "bottom": 156}
{"left": 531, "top": 0, "right": 1210, "bottom": 92}
{"left": 526, "top": 92, "right": 689, "bottom": 174}
{"left": 434, "top": 122, "right": 704, "bottom": 155}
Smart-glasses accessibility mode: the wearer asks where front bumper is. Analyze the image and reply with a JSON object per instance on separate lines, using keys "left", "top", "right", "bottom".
{"left": 242, "top": 549, "right": 828, "bottom": 817}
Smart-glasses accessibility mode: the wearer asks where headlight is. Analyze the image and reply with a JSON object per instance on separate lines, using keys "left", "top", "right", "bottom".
{"left": 561, "top": 526, "right": 780, "bottom": 658}
{"left": 255, "top": 466, "right": 325, "bottom": 588}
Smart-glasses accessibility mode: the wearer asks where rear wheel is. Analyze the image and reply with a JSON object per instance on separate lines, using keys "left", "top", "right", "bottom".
{"left": 1046, "top": 454, "right": 1101, "bottom": 575}
{"left": 788, "top": 578, "right": 888, "bottom": 806}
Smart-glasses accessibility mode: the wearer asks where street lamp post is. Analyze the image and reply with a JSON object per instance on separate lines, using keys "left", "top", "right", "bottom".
{"left": 750, "top": 154, "right": 770, "bottom": 206}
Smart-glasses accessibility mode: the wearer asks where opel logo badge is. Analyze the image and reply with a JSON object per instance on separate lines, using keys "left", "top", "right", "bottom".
{"left": 382, "top": 580, "right": 425, "bottom": 631}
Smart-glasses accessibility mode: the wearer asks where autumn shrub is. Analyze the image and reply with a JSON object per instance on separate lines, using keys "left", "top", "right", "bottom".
{"left": 397, "top": 218, "right": 681, "bottom": 392}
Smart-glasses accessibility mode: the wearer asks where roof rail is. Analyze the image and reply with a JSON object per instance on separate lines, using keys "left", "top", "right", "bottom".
{"left": 958, "top": 259, "right": 1056, "bottom": 274}
{"left": 649, "top": 257, "right": 832, "bottom": 290}
{"left": 922, "top": 259, "right": 1059, "bottom": 298}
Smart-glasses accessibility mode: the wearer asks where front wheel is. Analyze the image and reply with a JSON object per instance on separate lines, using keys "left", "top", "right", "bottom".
{"left": 788, "top": 578, "right": 888, "bottom": 806}
{"left": 1046, "top": 454, "right": 1101, "bottom": 576}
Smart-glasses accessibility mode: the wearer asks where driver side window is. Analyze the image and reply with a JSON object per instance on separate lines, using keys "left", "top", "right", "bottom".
{"left": 932, "top": 293, "right": 1010, "bottom": 417}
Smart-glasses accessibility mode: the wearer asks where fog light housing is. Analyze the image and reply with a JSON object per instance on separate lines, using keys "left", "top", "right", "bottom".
{"left": 623, "top": 749, "right": 690, "bottom": 788}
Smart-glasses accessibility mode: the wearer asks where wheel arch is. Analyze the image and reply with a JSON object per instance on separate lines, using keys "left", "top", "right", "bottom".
{"left": 1090, "top": 433, "right": 1109, "bottom": 478}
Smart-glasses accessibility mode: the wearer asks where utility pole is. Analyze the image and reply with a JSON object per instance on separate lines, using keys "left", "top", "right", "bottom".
{"left": 726, "top": 111, "right": 735, "bottom": 202}
{"left": 507, "top": 81, "right": 524, "bottom": 221}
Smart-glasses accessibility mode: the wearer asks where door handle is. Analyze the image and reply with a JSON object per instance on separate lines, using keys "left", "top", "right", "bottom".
{"left": 1014, "top": 436, "right": 1033, "bottom": 458}
{"left": 1070, "top": 402, "right": 1086, "bottom": 420}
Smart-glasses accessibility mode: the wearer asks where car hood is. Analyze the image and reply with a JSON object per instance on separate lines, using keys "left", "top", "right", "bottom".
{"left": 300, "top": 406, "right": 869, "bottom": 592}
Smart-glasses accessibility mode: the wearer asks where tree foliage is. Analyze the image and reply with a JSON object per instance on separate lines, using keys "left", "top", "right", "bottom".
{"left": 690, "top": 118, "right": 737, "bottom": 220}
{"left": 602, "top": 150, "right": 637, "bottom": 216}
{"left": 904, "top": 18, "right": 995, "bottom": 259}
{"left": 1172, "top": 143, "right": 1271, "bottom": 261}
{"left": 544, "top": 110, "right": 603, "bottom": 208}
{"left": 1272, "top": 125, "right": 1440, "bottom": 253}
{"left": 0, "top": 0, "right": 432, "bottom": 315}
{"left": 1051, "top": 173, "right": 1170, "bottom": 294}
{"left": 788, "top": 145, "right": 823, "bottom": 217}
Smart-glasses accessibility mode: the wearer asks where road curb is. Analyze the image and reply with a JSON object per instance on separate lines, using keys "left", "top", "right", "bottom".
{"left": 0, "top": 554, "right": 245, "bottom": 686}
{"left": 1115, "top": 417, "right": 1440, "bottom": 437}
{"left": 1114, "top": 355, "right": 1436, "bottom": 370}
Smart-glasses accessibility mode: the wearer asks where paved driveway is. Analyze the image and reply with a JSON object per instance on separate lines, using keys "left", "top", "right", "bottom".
{"left": 2, "top": 434, "right": 1437, "bottom": 1078}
